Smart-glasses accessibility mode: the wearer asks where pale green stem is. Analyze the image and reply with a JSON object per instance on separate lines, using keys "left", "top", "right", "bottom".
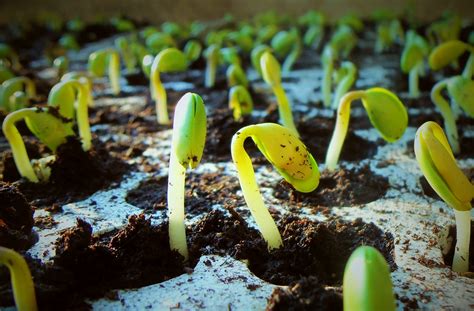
{"left": 282, "top": 45, "right": 300, "bottom": 73}
{"left": 167, "top": 151, "right": 189, "bottom": 260}
{"left": 229, "top": 94, "right": 242, "bottom": 121}
{"left": 108, "top": 52, "right": 121, "bottom": 95}
{"left": 2, "top": 109, "right": 38, "bottom": 182}
{"left": 325, "top": 90, "right": 366, "bottom": 171}
{"left": 151, "top": 73, "right": 170, "bottom": 125}
{"left": 462, "top": 53, "right": 474, "bottom": 79}
{"left": 408, "top": 63, "right": 421, "bottom": 98}
{"left": 431, "top": 80, "right": 460, "bottom": 154}
{"left": 331, "top": 64, "right": 357, "bottom": 109}
{"left": 76, "top": 84, "right": 92, "bottom": 151}
{"left": 0, "top": 247, "right": 37, "bottom": 311}
{"left": 452, "top": 209, "right": 471, "bottom": 273}
{"left": 205, "top": 56, "right": 217, "bottom": 88}
{"left": 322, "top": 60, "right": 333, "bottom": 107}
{"left": 451, "top": 98, "right": 462, "bottom": 121}
{"left": 272, "top": 85, "right": 299, "bottom": 137}
{"left": 231, "top": 129, "right": 283, "bottom": 250}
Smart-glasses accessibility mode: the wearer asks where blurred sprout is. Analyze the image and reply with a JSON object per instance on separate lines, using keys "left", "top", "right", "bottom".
{"left": 88, "top": 49, "right": 121, "bottom": 95}
{"left": 226, "top": 63, "right": 248, "bottom": 88}
{"left": 53, "top": 56, "right": 69, "bottom": 78}
{"left": 59, "top": 34, "right": 80, "bottom": 51}
{"left": 332, "top": 61, "right": 357, "bottom": 109}
{"left": 400, "top": 30, "right": 429, "bottom": 98}
{"left": 429, "top": 40, "right": 474, "bottom": 79}
{"left": 183, "top": 40, "right": 202, "bottom": 63}
{"left": 146, "top": 32, "right": 176, "bottom": 54}
{"left": 229, "top": 85, "right": 253, "bottom": 121}
{"left": 0, "top": 43, "right": 21, "bottom": 70}
{"left": 329, "top": 25, "right": 358, "bottom": 59}
{"left": 0, "top": 77, "right": 36, "bottom": 112}
{"left": 220, "top": 47, "right": 241, "bottom": 66}
{"left": 115, "top": 36, "right": 137, "bottom": 73}
{"left": 204, "top": 44, "right": 221, "bottom": 88}
{"left": 251, "top": 44, "right": 272, "bottom": 77}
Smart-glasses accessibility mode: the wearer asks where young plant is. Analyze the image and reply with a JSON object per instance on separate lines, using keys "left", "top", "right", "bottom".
{"left": 231, "top": 123, "right": 320, "bottom": 249}
{"left": 58, "top": 34, "right": 79, "bottom": 51}
{"left": 414, "top": 121, "right": 474, "bottom": 273}
{"left": 0, "top": 77, "right": 36, "bottom": 112}
{"left": 375, "top": 19, "right": 404, "bottom": 53}
{"left": 167, "top": 93, "right": 206, "bottom": 261}
{"left": 220, "top": 47, "right": 241, "bottom": 66}
{"left": 400, "top": 30, "right": 429, "bottom": 98}
{"left": 331, "top": 61, "right": 357, "bottom": 109}
{"left": 228, "top": 85, "right": 253, "bottom": 121}
{"left": 326, "top": 88, "right": 407, "bottom": 171}
{"left": 2, "top": 107, "right": 74, "bottom": 182}
{"left": 226, "top": 63, "right": 248, "bottom": 88}
{"left": 260, "top": 51, "right": 299, "bottom": 137}
{"left": 146, "top": 32, "right": 176, "bottom": 54}
{"left": 150, "top": 48, "right": 188, "bottom": 125}
{"left": 256, "top": 24, "right": 278, "bottom": 44}
{"left": 299, "top": 10, "right": 325, "bottom": 48}
{"left": 271, "top": 29, "right": 301, "bottom": 72}
{"left": 88, "top": 49, "right": 121, "bottom": 95}
{"left": 61, "top": 71, "right": 94, "bottom": 107}
{"left": 183, "top": 40, "right": 202, "bottom": 63}
{"left": 53, "top": 56, "right": 69, "bottom": 78}
{"left": 0, "top": 246, "right": 37, "bottom": 311}
{"left": 251, "top": 44, "right": 272, "bottom": 77}
{"left": 48, "top": 80, "right": 92, "bottom": 151}
{"left": 204, "top": 44, "right": 221, "bottom": 88}
{"left": 343, "top": 246, "right": 395, "bottom": 311}
{"left": 429, "top": 40, "right": 474, "bottom": 79}
{"left": 0, "top": 43, "right": 21, "bottom": 70}
{"left": 321, "top": 45, "right": 334, "bottom": 107}
{"left": 329, "top": 25, "right": 357, "bottom": 59}
{"left": 115, "top": 36, "right": 136, "bottom": 73}
{"left": 426, "top": 13, "right": 461, "bottom": 46}
{"left": 0, "top": 64, "right": 14, "bottom": 83}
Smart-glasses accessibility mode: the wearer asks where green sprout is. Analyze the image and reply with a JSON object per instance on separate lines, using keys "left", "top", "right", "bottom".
{"left": 141, "top": 54, "right": 153, "bottom": 78}
{"left": 162, "top": 21, "right": 188, "bottom": 40}
{"left": 0, "top": 64, "right": 14, "bottom": 83}
{"left": 66, "top": 18, "right": 85, "bottom": 32}
{"left": 325, "top": 88, "right": 407, "bottom": 171}
{"left": 298, "top": 11, "right": 325, "bottom": 48}
{"left": 375, "top": 19, "right": 404, "bottom": 53}
{"left": 0, "top": 246, "right": 37, "bottom": 311}
{"left": 0, "top": 43, "right": 21, "bottom": 70}
{"left": 429, "top": 40, "right": 474, "bottom": 79}
{"left": 321, "top": 45, "right": 334, "bottom": 107}
{"left": 400, "top": 30, "right": 429, "bottom": 98}
{"left": 332, "top": 61, "right": 357, "bottom": 109}
{"left": 415, "top": 121, "right": 474, "bottom": 273}
{"left": 2, "top": 107, "right": 74, "bottom": 182}
{"left": 337, "top": 13, "right": 363, "bottom": 32}
{"left": 256, "top": 24, "right": 278, "bottom": 44}
{"left": 426, "top": 13, "right": 461, "bottom": 46}
{"left": 260, "top": 51, "right": 299, "bottom": 137}
{"left": 220, "top": 47, "right": 241, "bottom": 66}
{"left": 231, "top": 123, "right": 319, "bottom": 249}
{"left": 271, "top": 29, "right": 301, "bottom": 72}
{"left": 226, "top": 31, "right": 253, "bottom": 53}
{"left": 183, "top": 40, "right": 202, "bottom": 63}
{"left": 329, "top": 25, "right": 358, "bottom": 58}
{"left": 146, "top": 32, "right": 176, "bottom": 54}
{"left": 228, "top": 85, "right": 253, "bottom": 121}
{"left": 58, "top": 34, "right": 79, "bottom": 51}
{"left": 251, "top": 44, "right": 272, "bottom": 77}
{"left": 343, "top": 246, "right": 395, "bottom": 311}
{"left": 61, "top": 71, "right": 94, "bottom": 107}
{"left": 53, "top": 56, "right": 69, "bottom": 78}
{"left": 88, "top": 49, "right": 121, "bottom": 95}
{"left": 0, "top": 77, "right": 36, "bottom": 112}
{"left": 168, "top": 93, "right": 207, "bottom": 261}
{"left": 48, "top": 80, "right": 92, "bottom": 151}
{"left": 115, "top": 37, "right": 136, "bottom": 73}
{"left": 226, "top": 63, "right": 248, "bottom": 88}
{"left": 111, "top": 17, "right": 135, "bottom": 32}
{"left": 204, "top": 44, "right": 221, "bottom": 88}
{"left": 150, "top": 48, "right": 188, "bottom": 125}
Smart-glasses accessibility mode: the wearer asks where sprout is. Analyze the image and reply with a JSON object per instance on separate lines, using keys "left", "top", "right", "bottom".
{"left": 146, "top": 32, "right": 176, "bottom": 54}
{"left": 260, "top": 51, "right": 299, "bottom": 137}
{"left": 220, "top": 47, "right": 241, "bottom": 66}
{"left": 0, "top": 43, "right": 21, "bottom": 70}
{"left": 343, "top": 246, "right": 395, "bottom": 311}
{"left": 256, "top": 24, "right": 278, "bottom": 44}
{"left": 231, "top": 123, "right": 320, "bottom": 249}
{"left": 400, "top": 30, "right": 429, "bottom": 98}
{"left": 226, "top": 31, "right": 253, "bottom": 53}
{"left": 204, "top": 44, "right": 221, "bottom": 88}
{"left": 66, "top": 18, "right": 85, "bottom": 32}
{"left": 0, "top": 64, "right": 14, "bottom": 83}
{"left": 88, "top": 49, "right": 121, "bottom": 95}
{"left": 111, "top": 17, "right": 135, "bottom": 32}
{"left": 0, "top": 246, "right": 37, "bottom": 311}
{"left": 58, "top": 34, "right": 79, "bottom": 51}
{"left": 331, "top": 61, "right": 357, "bottom": 109}
{"left": 168, "top": 93, "right": 207, "bottom": 261}
{"left": 162, "top": 21, "right": 187, "bottom": 40}
{"left": 251, "top": 44, "right": 272, "bottom": 77}
{"left": 415, "top": 121, "right": 474, "bottom": 273}
{"left": 228, "top": 85, "right": 253, "bottom": 121}
{"left": 321, "top": 45, "right": 334, "bottom": 107}
{"left": 115, "top": 36, "right": 136, "bottom": 73}
{"left": 150, "top": 48, "right": 188, "bottom": 125}
{"left": 337, "top": 13, "right": 363, "bottom": 32}
{"left": 226, "top": 63, "right": 248, "bottom": 88}
{"left": 329, "top": 25, "right": 357, "bottom": 58}
{"left": 61, "top": 71, "right": 94, "bottom": 107}
{"left": 141, "top": 54, "right": 154, "bottom": 78}
{"left": 429, "top": 40, "right": 474, "bottom": 79}
{"left": 375, "top": 19, "right": 404, "bottom": 53}
{"left": 426, "top": 14, "right": 461, "bottom": 46}
{"left": 53, "top": 56, "right": 69, "bottom": 78}
{"left": 270, "top": 29, "right": 301, "bottom": 72}
{"left": 183, "top": 40, "right": 202, "bottom": 63}
{"left": 0, "top": 77, "right": 36, "bottom": 112}
{"left": 303, "top": 24, "right": 324, "bottom": 49}
{"left": 2, "top": 107, "right": 74, "bottom": 182}
{"left": 48, "top": 80, "right": 92, "bottom": 151}
{"left": 325, "top": 88, "right": 407, "bottom": 171}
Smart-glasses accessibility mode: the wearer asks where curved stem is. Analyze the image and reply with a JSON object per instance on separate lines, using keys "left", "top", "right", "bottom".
{"left": 76, "top": 84, "right": 92, "bottom": 151}
{"left": 231, "top": 129, "right": 283, "bottom": 250}
{"left": 462, "top": 53, "right": 474, "bottom": 79}
{"left": 108, "top": 52, "right": 121, "bottom": 95}
{"left": 452, "top": 209, "right": 471, "bottom": 273}
{"left": 331, "top": 63, "right": 357, "bottom": 109}
{"left": 167, "top": 152, "right": 188, "bottom": 261}
{"left": 2, "top": 109, "right": 38, "bottom": 182}
{"left": 273, "top": 85, "right": 299, "bottom": 137}
{"left": 229, "top": 92, "right": 242, "bottom": 121}
{"left": 151, "top": 73, "right": 170, "bottom": 125}
{"left": 0, "top": 247, "right": 37, "bottom": 311}
{"left": 205, "top": 56, "right": 217, "bottom": 88}
{"left": 325, "top": 90, "right": 366, "bottom": 171}
{"left": 408, "top": 64, "right": 420, "bottom": 98}
{"left": 322, "top": 60, "right": 333, "bottom": 107}
{"left": 431, "top": 79, "right": 460, "bottom": 154}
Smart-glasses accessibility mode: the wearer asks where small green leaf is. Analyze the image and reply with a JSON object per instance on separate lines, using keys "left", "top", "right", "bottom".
{"left": 447, "top": 76, "right": 474, "bottom": 117}
{"left": 153, "top": 48, "right": 188, "bottom": 73}
{"left": 251, "top": 45, "right": 272, "bottom": 76}
{"left": 183, "top": 40, "right": 202, "bottom": 63}
{"left": 88, "top": 50, "right": 108, "bottom": 77}
{"left": 401, "top": 44, "right": 424, "bottom": 73}
{"left": 429, "top": 40, "right": 469, "bottom": 70}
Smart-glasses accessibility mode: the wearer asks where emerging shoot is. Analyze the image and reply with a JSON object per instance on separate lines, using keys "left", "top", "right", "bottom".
{"left": 0, "top": 77, "right": 36, "bottom": 112}
{"left": 400, "top": 31, "right": 429, "bottom": 98}
{"left": 167, "top": 93, "right": 207, "bottom": 261}
{"left": 429, "top": 40, "right": 474, "bottom": 79}
{"left": 332, "top": 61, "right": 357, "bottom": 109}
{"left": 204, "top": 44, "right": 221, "bottom": 88}
{"left": 88, "top": 49, "right": 121, "bottom": 95}
{"left": 226, "top": 63, "right": 248, "bottom": 88}
{"left": 231, "top": 123, "right": 320, "bottom": 249}
{"left": 228, "top": 85, "right": 253, "bottom": 121}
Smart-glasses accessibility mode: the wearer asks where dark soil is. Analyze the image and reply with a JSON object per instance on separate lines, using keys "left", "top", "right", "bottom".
{"left": 0, "top": 182, "right": 35, "bottom": 250}
{"left": 2, "top": 137, "right": 130, "bottom": 208}
{"left": 273, "top": 165, "right": 388, "bottom": 211}
{"left": 442, "top": 221, "right": 474, "bottom": 273}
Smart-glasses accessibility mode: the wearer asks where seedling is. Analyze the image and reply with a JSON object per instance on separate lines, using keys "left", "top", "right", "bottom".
{"left": 426, "top": 13, "right": 461, "bottom": 46}
{"left": 271, "top": 29, "right": 301, "bottom": 72}
{"left": 88, "top": 49, "right": 121, "bottom": 95}
{"left": 250, "top": 44, "right": 271, "bottom": 77}
{"left": 146, "top": 32, "right": 176, "bottom": 54}
{"left": 0, "top": 77, "right": 36, "bottom": 112}
{"left": 204, "top": 44, "right": 221, "bottom": 88}
{"left": 61, "top": 71, "right": 94, "bottom": 107}
{"left": 228, "top": 85, "right": 253, "bottom": 121}
{"left": 326, "top": 88, "right": 407, "bottom": 171}
{"left": 400, "top": 30, "right": 429, "bottom": 98}
{"left": 115, "top": 37, "right": 136, "bottom": 73}
{"left": 321, "top": 45, "right": 334, "bottom": 107}
{"left": 226, "top": 63, "right": 248, "bottom": 88}
{"left": 429, "top": 40, "right": 474, "bottom": 79}
{"left": 375, "top": 19, "right": 404, "bottom": 53}
{"left": 167, "top": 93, "right": 206, "bottom": 261}
{"left": 150, "top": 48, "right": 188, "bottom": 125}
{"left": 0, "top": 246, "right": 37, "bottom": 311}
{"left": 332, "top": 61, "right": 357, "bottom": 109}
{"left": 256, "top": 24, "right": 278, "bottom": 44}
{"left": 183, "top": 40, "right": 202, "bottom": 63}
{"left": 53, "top": 56, "right": 69, "bottom": 78}
{"left": 260, "top": 51, "right": 299, "bottom": 137}
{"left": 110, "top": 17, "right": 135, "bottom": 32}
{"left": 231, "top": 123, "right": 320, "bottom": 249}
{"left": 0, "top": 43, "right": 21, "bottom": 70}
{"left": 2, "top": 107, "right": 74, "bottom": 182}
{"left": 343, "top": 246, "right": 395, "bottom": 311}
{"left": 329, "top": 25, "right": 357, "bottom": 58}
{"left": 0, "top": 64, "right": 14, "bottom": 83}
{"left": 58, "top": 34, "right": 79, "bottom": 51}
{"left": 299, "top": 10, "right": 325, "bottom": 48}
{"left": 337, "top": 13, "right": 363, "bottom": 32}
{"left": 415, "top": 121, "right": 474, "bottom": 273}
{"left": 226, "top": 31, "right": 253, "bottom": 53}
{"left": 220, "top": 47, "right": 241, "bottom": 66}
{"left": 48, "top": 80, "right": 92, "bottom": 151}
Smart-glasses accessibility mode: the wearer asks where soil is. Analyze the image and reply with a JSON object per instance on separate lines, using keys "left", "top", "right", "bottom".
{"left": 442, "top": 221, "right": 474, "bottom": 273}
{"left": 273, "top": 164, "right": 389, "bottom": 211}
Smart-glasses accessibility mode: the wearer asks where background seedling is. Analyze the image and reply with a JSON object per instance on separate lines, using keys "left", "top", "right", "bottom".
{"left": 0, "top": 43, "right": 21, "bottom": 70}
{"left": 0, "top": 77, "right": 36, "bottom": 112}
{"left": 271, "top": 29, "right": 301, "bottom": 72}
{"left": 204, "top": 44, "right": 221, "bottom": 88}
{"left": 88, "top": 49, "right": 121, "bottom": 95}
{"left": 251, "top": 44, "right": 272, "bottom": 77}
{"left": 429, "top": 40, "right": 474, "bottom": 79}
{"left": 53, "top": 56, "right": 69, "bottom": 79}
{"left": 61, "top": 71, "right": 94, "bottom": 107}
{"left": 183, "top": 40, "right": 202, "bottom": 63}
{"left": 400, "top": 30, "right": 429, "bottom": 98}
{"left": 332, "top": 61, "right": 357, "bottom": 109}
{"left": 226, "top": 63, "right": 248, "bottom": 88}
{"left": 115, "top": 36, "right": 137, "bottom": 73}
{"left": 228, "top": 85, "right": 253, "bottom": 121}
{"left": 321, "top": 45, "right": 334, "bottom": 107}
